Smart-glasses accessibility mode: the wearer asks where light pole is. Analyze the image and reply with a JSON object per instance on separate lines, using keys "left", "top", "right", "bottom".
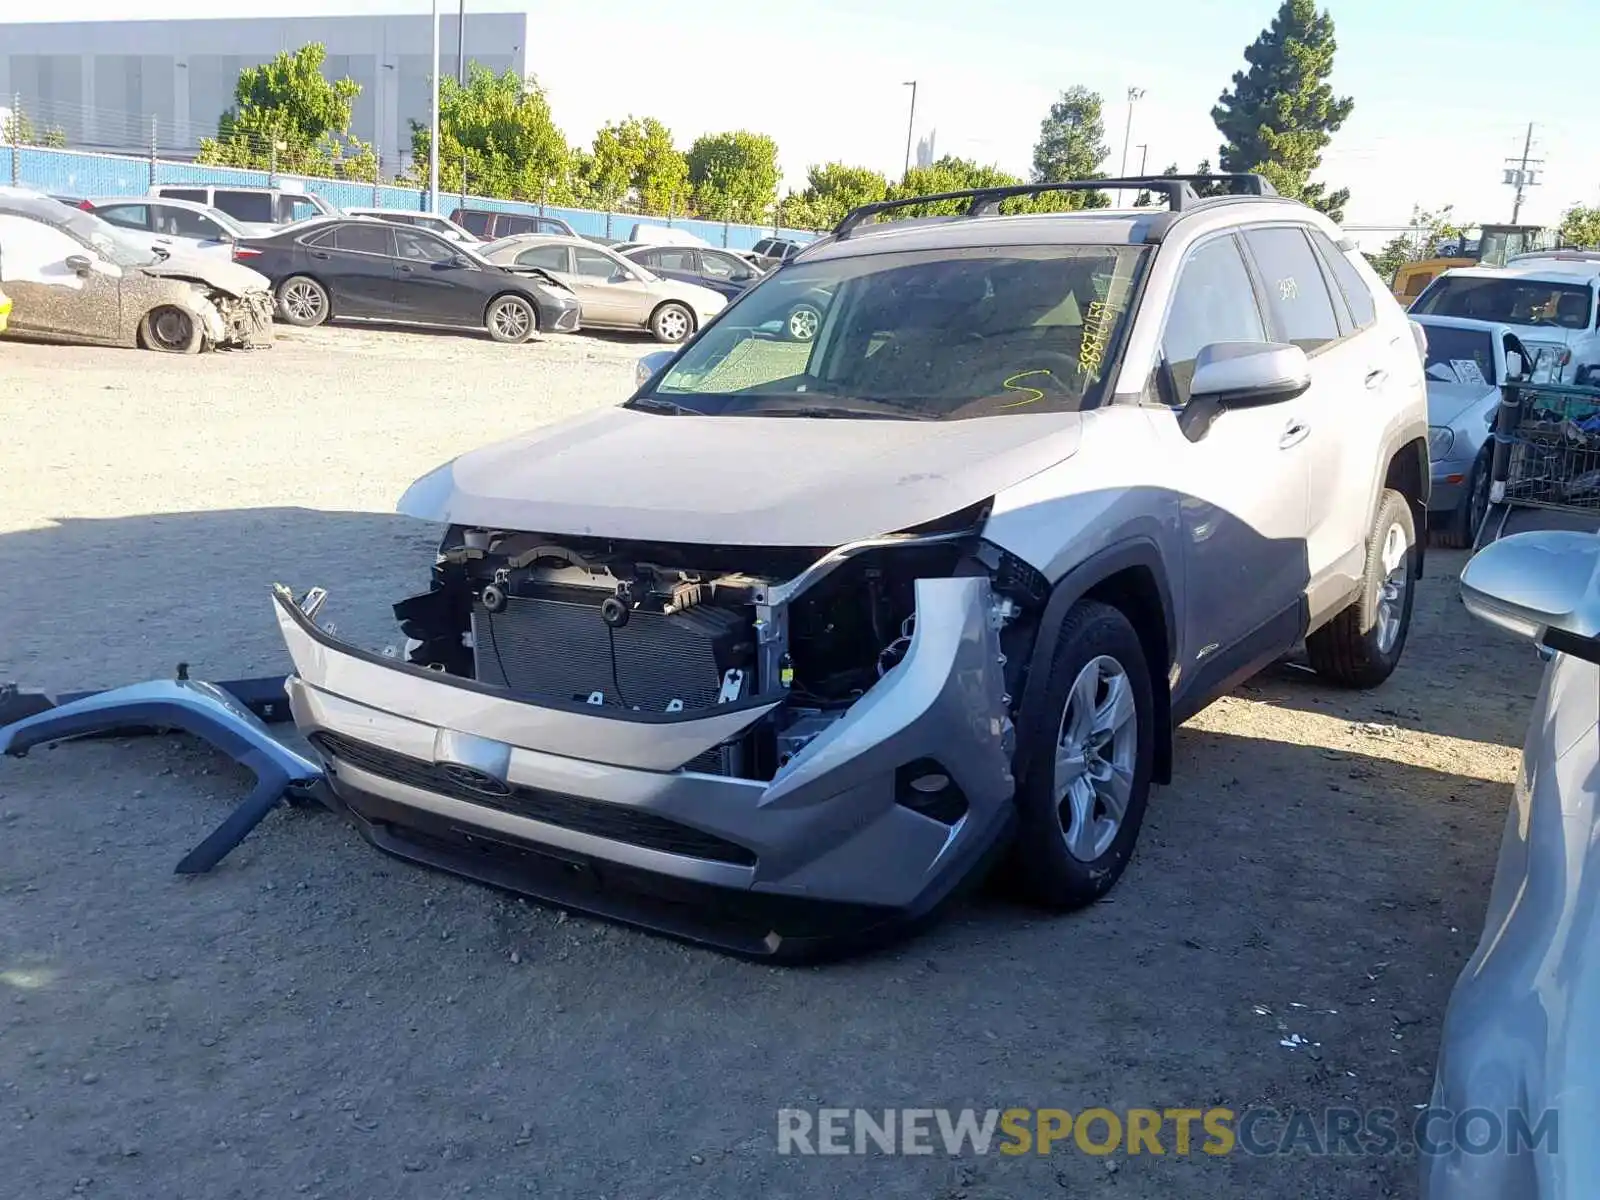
{"left": 428, "top": 0, "right": 440, "bottom": 212}
{"left": 457, "top": 0, "right": 467, "bottom": 210}
{"left": 1119, "top": 86, "right": 1145, "bottom": 177}
{"left": 902, "top": 81, "right": 918, "bottom": 180}
{"left": 1136, "top": 143, "right": 1149, "bottom": 175}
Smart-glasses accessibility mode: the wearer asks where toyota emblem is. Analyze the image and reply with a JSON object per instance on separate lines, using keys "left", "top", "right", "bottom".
{"left": 439, "top": 763, "right": 512, "bottom": 797}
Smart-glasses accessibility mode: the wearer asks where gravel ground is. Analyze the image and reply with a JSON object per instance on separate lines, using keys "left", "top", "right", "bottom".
{"left": 0, "top": 328, "right": 1541, "bottom": 1199}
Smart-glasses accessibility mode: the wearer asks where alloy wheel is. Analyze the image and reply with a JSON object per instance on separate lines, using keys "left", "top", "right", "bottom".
{"left": 492, "top": 300, "right": 531, "bottom": 341}
{"left": 1375, "top": 522, "right": 1411, "bottom": 654}
{"left": 283, "top": 281, "right": 323, "bottom": 323}
{"left": 1053, "top": 655, "right": 1138, "bottom": 863}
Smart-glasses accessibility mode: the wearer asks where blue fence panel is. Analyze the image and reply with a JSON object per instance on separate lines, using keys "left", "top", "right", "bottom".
{"left": 9, "top": 146, "right": 821, "bottom": 246}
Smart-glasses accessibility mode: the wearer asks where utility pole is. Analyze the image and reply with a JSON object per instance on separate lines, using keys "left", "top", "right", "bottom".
{"left": 428, "top": 0, "right": 441, "bottom": 213}
{"left": 902, "top": 81, "right": 917, "bottom": 181}
{"left": 1503, "top": 122, "right": 1542, "bottom": 224}
{"left": 1119, "top": 86, "right": 1144, "bottom": 177}
{"left": 457, "top": 0, "right": 467, "bottom": 211}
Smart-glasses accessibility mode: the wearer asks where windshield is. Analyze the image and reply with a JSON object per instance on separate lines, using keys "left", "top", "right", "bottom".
{"left": 1419, "top": 325, "right": 1496, "bottom": 386}
{"left": 56, "top": 206, "right": 162, "bottom": 267}
{"left": 1413, "top": 275, "right": 1593, "bottom": 330}
{"left": 644, "top": 245, "right": 1148, "bottom": 420}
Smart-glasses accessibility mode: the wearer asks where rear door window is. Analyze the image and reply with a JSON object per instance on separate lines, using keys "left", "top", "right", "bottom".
{"left": 211, "top": 191, "right": 275, "bottom": 224}
{"left": 514, "top": 245, "right": 569, "bottom": 271}
{"left": 158, "top": 188, "right": 205, "bottom": 204}
{"left": 1241, "top": 226, "right": 1343, "bottom": 354}
{"left": 95, "top": 204, "right": 151, "bottom": 231}
{"left": 1158, "top": 235, "right": 1268, "bottom": 405}
{"left": 457, "top": 211, "right": 493, "bottom": 236}
{"left": 333, "top": 222, "right": 395, "bottom": 256}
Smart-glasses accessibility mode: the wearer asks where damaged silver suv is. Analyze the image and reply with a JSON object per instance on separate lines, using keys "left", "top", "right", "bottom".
{"left": 274, "top": 174, "right": 1430, "bottom": 959}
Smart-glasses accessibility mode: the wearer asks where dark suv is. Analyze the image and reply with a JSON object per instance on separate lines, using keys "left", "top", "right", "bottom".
{"left": 451, "top": 208, "right": 576, "bottom": 240}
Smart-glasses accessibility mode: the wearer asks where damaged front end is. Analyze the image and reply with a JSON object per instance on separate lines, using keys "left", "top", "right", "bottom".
{"left": 206, "top": 288, "right": 275, "bottom": 349}
{"left": 275, "top": 509, "right": 1048, "bottom": 957}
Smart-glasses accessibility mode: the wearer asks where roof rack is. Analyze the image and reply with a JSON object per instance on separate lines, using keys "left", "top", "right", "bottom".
{"left": 833, "top": 173, "right": 1279, "bottom": 239}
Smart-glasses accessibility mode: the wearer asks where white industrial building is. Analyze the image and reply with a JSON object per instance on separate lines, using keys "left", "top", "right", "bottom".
{"left": 0, "top": 12, "right": 527, "bottom": 170}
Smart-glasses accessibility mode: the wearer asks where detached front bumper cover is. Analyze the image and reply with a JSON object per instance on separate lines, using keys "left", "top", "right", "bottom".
{"left": 272, "top": 575, "right": 1017, "bottom": 960}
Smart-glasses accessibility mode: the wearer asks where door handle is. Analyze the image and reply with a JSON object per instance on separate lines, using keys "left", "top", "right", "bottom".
{"left": 398, "top": 264, "right": 415, "bottom": 273}
{"left": 1279, "top": 419, "right": 1310, "bottom": 449}
{"left": 1365, "top": 367, "right": 1389, "bottom": 389}
{"left": 311, "top": 251, "right": 330, "bottom": 260}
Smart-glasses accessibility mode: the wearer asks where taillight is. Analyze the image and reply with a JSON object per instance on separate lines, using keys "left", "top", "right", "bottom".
{"left": 232, "top": 246, "right": 263, "bottom": 260}
{"left": 78, "top": 199, "right": 94, "bottom": 210}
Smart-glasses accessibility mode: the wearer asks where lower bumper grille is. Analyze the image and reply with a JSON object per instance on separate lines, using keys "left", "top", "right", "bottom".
{"left": 308, "top": 731, "right": 757, "bottom": 866}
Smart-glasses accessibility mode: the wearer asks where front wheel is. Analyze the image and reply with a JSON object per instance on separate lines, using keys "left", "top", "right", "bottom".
{"left": 137, "top": 306, "right": 202, "bottom": 354}
{"left": 485, "top": 295, "right": 537, "bottom": 344}
{"left": 1307, "top": 488, "right": 1417, "bottom": 688}
{"left": 650, "top": 302, "right": 694, "bottom": 344}
{"left": 1434, "top": 451, "right": 1490, "bottom": 550}
{"left": 1011, "top": 600, "right": 1155, "bottom": 910}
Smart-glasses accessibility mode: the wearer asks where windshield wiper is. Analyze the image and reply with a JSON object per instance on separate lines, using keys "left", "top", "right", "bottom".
{"left": 627, "top": 395, "right": 699, "bottom": 415}
{"left": 751, "top": 405, "right": 930, "bottom": 421}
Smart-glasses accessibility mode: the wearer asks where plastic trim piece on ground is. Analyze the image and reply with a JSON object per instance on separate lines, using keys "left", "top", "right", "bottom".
{"left": 0, "top": 676, "right": 325, "bottom": 874}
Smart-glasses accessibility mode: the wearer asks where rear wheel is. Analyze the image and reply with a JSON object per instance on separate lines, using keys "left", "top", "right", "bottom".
{"left": 277, "top": 276, "right": 329, "bottom": 327}
{"left": 650, "top": 302, "right": 694, "bottom": 344}
{"left": 137, "top": 306, "right": 202, "bottom": 354}
{"left": 1011, "top": 600, "right": 1154, "bottom": 910}
{"left": 1307, "top": 488, "right": 1417, "bottom": 688}
{"left": 485, "top": 294, "right": 537, "bottom": 344}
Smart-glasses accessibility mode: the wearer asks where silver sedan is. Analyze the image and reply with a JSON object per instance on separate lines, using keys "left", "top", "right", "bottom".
{"left": 478, "top": 234, "right": 726, "bottom": 343}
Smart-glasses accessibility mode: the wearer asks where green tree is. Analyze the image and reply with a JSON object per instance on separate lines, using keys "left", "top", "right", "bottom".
{"left": 686, "top": 130, "right": 780, "bottom": 222}
{"left": 1212, "top": 0, "right": 1354, "bottom": 221}
{"left": 2, "top": 107, "right": 67, "bottom": 148}
{"left": 886, "top": 156, "right": 1024, "bottom": 217}
{"left": 1365, "top": 205, "right": 1467, "bottom": 280}
{"left": 582, "top": 116, "right": 689, "bottom": 215}
{"left": 198, "top": 44, "right": 376, "bottom": 181}
{"left": 783, "top": 162, "right": 889, "bottom": 230}
{"left": 410, "top": 66, "right": 573, "bottom": 202}
{"left": 1030, "top": 85, "right": 1110, "bottom": 209}
{"left": 1559, "top": 204, "right": 1600, "bottom": 249}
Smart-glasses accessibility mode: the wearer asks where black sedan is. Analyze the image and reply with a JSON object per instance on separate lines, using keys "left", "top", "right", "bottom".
{"left": 619, "top": 244, "right": 764, "bottom": 300}
{"left": 235, "top": 217, "right": 581, "bottom": 343}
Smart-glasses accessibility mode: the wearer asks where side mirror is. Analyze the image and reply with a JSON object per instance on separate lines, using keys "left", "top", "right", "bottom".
{"left": 64, "top": 254, "right": 93, "bottom": 276}
{"left": 1179, "top": 342, "right": 1311, "bottom": 441}
{"left": 1461, "top": 531, "right": 1600, "bottom": 662}
{"left": 635, "top": 349, "right": 677, "bottom": 389}
{"left": 610, "top": 269, "right": 634, "bottom": 284}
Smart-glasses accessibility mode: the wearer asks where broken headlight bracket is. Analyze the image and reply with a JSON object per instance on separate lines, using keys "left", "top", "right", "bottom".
{"left": 0, "top": 665, "right": 326, "bottom": 876}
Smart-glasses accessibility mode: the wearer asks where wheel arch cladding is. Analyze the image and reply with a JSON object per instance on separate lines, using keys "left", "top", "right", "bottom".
{"left": 1017, "top": 539, "right": 1176, "bottom": 786}
{"left": 1384, "top": 436, "right": 1430, "bottom": 579}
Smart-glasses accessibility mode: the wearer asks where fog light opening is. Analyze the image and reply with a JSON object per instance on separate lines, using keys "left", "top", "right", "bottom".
{"left": 895, "top": 758, "right": 969, "bottom": 826}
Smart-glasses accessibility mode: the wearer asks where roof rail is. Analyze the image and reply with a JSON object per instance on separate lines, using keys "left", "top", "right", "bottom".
{"left": 833, "top": 173, "right": 1279, "bottom": 239}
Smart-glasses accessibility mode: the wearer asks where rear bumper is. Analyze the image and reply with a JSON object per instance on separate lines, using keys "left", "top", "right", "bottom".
{"left": 272, "top": 577, "right": 1016, "bottom": 959}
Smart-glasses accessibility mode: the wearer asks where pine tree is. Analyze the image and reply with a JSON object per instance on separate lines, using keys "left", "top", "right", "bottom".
{"left": 1211, "top": 0, "right": 1354, "bottom": 221}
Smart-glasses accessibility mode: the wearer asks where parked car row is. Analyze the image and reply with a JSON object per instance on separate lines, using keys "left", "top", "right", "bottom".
{"left": 0, "top": 186, "right": 273, "bottom": 352}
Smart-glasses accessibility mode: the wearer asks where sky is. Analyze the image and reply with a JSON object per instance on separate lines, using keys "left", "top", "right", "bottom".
{"left": 12, "top": 0, "right": 1597, "bottom": 242}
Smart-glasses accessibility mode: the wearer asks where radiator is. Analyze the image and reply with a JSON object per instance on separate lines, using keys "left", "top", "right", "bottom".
{"left": 471, "top": 593, "right": 750, "bottom": 713}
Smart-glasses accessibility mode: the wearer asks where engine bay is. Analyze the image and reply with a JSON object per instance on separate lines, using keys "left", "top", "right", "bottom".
{"left": 392, "top": 523, "right": 1043, "bottom": 782}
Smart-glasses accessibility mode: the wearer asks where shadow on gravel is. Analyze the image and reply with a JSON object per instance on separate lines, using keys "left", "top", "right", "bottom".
{"left": 0, "top": 507, "right": 438, "bottom": 694}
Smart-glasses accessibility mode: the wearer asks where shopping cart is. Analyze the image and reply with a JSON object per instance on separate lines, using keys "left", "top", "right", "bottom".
{"left": 1479, "top": 379, "right": 1600, "bottom": 547}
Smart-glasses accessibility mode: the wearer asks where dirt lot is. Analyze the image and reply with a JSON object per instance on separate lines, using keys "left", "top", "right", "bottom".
{"left": 0, "top": 327, "right": 1541, "bottom": 1199}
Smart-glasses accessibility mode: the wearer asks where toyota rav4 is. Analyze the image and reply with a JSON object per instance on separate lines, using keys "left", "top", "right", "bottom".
{"left": 273, "top": 173, "right": 1430, "bottom": 959}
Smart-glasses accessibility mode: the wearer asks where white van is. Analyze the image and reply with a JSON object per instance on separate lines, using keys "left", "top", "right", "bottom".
{"left": 148, "top": 184, "right": 339, "bottom": 227}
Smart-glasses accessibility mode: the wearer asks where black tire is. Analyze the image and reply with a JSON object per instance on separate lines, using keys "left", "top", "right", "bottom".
{"left": 650, "top": 302, "right": 694, "bottom": 344}
{"left": 1433, "top": 450, "right": 1490, "bottom": 550}
{"left": 485, "top": 294, "right": 537, "bottom": 344}
{"left": 1010, "top": 600, "right": 1155, "bottom": 910}
{"left": 277, "top": 276, "right": 330, "bottom": 327}
{"left": 786, "top": 303, "right": 821, "bottom": 342}
{"left": 136, "top": 306, "right": 202, "bottom": 354}
{"left": 1306, "top": 488, "right": 1417, "bottom": 688}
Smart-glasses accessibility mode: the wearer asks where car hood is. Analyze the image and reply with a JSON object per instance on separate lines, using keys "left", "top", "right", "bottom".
{"left": 397, "top": 405, "right": 1085, "bottom": 546}
{"left": 140, "top": 256, "right": 269, "bottom": 296}
{"left": 1426, "top": 381, "right": 1498, "bottom": 428}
